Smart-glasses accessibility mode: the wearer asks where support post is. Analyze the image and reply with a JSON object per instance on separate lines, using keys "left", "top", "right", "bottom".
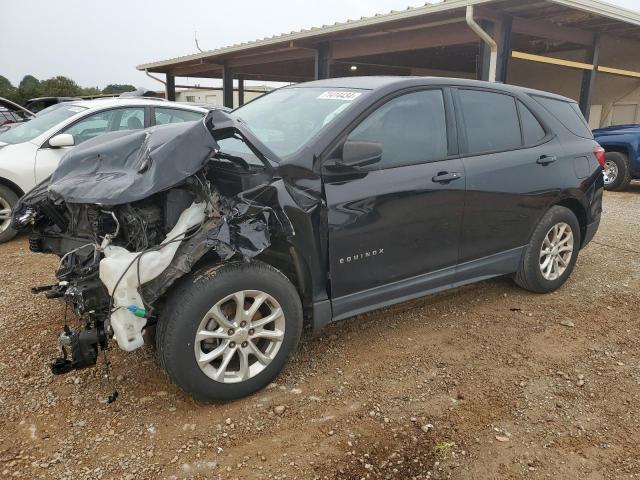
{"left": 222, "top": 63, "right": 234, "bottom": 109}
{"left": 238, "top": 76, "right": 245, "bottom": 107}
{"left": 315, "top": 42, "right": 331, "bottom": 80}
{"left": 496, "top": 15, "right": 512, "bottom": 83}
{"left": 477, "top": 19, "right": 495, "bottom": 81}
{"left": 579, "top": 33, "right": 600, "bottom": 120}
{"left": 165, "top": 73, "right": 176, "bottom": 101}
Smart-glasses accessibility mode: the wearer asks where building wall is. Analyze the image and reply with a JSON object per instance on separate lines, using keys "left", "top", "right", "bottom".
{"left": 175, "top": 87, "right": 271, "bottom": 107}
{"left": 506, "top": 35, "right": 640, "bottom": 129}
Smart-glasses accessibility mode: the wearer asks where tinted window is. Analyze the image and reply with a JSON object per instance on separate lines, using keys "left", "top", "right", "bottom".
{"left": 518, "top": 101, "right": 546, "bottom": 145}
{"left": 532, "top": 95, "right": 592, "bottom": 139}
{"left": 64, "top": 107, "right": 145, "bottom": 145}
{"left": 459, "top": 89, "right": 521, "bottom": 154}
{"left": 154, "top": 107, "right": 204, "bottom": 125}
{"left": 347, "top": 90, "right": 447, "bottom": 168}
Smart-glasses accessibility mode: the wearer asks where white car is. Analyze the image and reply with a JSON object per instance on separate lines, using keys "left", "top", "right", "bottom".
{"left": 0, "top": 98, "right": 208, "bottom": 242}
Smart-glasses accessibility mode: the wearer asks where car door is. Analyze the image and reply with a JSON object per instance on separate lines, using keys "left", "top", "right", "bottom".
{"left": 322, "top": 88, "right": 465, "bottom": 316}
{"left": 35, "top": 107, "right": 146, "bottom": 183}
{"left": 453, "top": 88, "right": 564, "bottom": 272}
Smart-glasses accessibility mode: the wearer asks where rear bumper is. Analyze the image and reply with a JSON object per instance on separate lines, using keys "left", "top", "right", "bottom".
{"left": 582, "top": 217, "right": 600, "bottom": 248}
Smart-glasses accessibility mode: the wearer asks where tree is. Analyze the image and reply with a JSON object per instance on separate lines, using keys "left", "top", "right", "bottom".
{"left": 17, "top": 75, "right": 41, "bottom": 102}
{"left": 0, "top": 75, "right": 18, "bottom": 102}
{"left": 39, "top": 76, "right": 82, "bottom": 97}
{"left": 102, "top": 84, "right": 136, "bottom": 95}
{"left": 81, "top": 86, "right": 102, "bottom": 97}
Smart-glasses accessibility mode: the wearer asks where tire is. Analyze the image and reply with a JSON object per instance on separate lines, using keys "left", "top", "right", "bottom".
{"left": 603, "top": 152, "right": 631, "bottom": 191}
{"left": 0, "top": 184, "right": 19, "bottom": 244}
{"left": 156, "top": 261, "right": 303, "bottom": 402}
{"left": 515, "top": 206, "right": 581, "bottom": 294}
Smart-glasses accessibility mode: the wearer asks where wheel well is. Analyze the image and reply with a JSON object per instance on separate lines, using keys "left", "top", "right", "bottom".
{"left": 601, "top": 144, "right": 629, "bottom": 159}
{"left": 255, "top": 242, "right": 313, "bottom": 312}
{"left": 219, "top": 240, "right": 314, "bottom": 328}
{"left": 0, "top": 177, "right": 24, "bottom": 198}
{"left": 556, "top": 198, "right": 587, "bottom": 247}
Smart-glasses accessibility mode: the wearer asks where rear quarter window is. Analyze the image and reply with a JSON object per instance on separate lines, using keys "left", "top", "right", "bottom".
{"left": 532, "top": 95, "right": 592, "bottom": 139}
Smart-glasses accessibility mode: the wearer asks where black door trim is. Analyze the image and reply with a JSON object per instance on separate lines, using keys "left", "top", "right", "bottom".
{"left": 330, "top": 246, "right": 525, "bottom": 322}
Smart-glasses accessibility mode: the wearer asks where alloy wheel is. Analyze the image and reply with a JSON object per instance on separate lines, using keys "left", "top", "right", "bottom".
{"left": 603, "top": 160, "right": 618, "bottom": 185}
{"left": 539, "top": 222, "right": 574, "bottom": 281}
{"left": 194, "top": 290, "right": 285, "bottom": 384}
{"left": 0, "top": 196, "right": 12, "bottom": 234}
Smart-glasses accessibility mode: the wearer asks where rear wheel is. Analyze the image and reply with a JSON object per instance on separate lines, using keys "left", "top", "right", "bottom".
{"left": 0, "top": 185, "right": 19, "bottom": 244}
{"left": 157, "top": 261, "right": 303, "bottom": 402}
{"left": 515, "top": 206, "right": 581, "bottom": 293}
{"left": 603, "top": 152, "right": 631, "bottom": 191}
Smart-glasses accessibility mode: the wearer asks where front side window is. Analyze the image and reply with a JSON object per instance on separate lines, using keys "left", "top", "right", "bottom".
{"left": 230, "top": 87, "right": 366, "bottom": 158}
{"left": 0, "top": 104, "right": 86, "bottom": 145}
{"left": 63, "top": 107, "right": 145, "bottom": 145}
{"left": 154, "top": 107, "right": 204, "bottom": 125}
{"left": 347, "top": 89, "right": 448, "bottom": 169}
{"left": 459, "top": 89, "right": 522, "bottom": 154}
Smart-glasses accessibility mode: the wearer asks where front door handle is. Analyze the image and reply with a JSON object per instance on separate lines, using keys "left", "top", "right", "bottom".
{"left": 432, "top": 171, "right": 462, "bottom": 183}
{"left": 537, "top": 155, "right": 557, "bottom": 166}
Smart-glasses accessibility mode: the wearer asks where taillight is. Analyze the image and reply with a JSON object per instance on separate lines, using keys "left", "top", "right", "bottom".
{"left": 594, "top": 146, "right": 606, "bottom": 168}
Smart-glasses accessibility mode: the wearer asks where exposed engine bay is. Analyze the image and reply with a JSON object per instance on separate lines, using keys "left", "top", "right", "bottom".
{"left": 11, "top": 110, "right": 293, "bottom": 377}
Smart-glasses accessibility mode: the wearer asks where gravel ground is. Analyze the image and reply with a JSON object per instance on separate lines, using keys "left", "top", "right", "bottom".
{"left": 1, "top": 185, "right": 639, "bottom": 480}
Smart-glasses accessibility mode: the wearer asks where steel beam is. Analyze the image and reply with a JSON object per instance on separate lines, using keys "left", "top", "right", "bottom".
{"left": 165, "top": 73, "right": 176, "bottom": 101}
{"left": 579, "top": 34, "right": 600, "bottom": 120}
{"left": 315, "top": 42, "right": 331, "bottom": 80}
{"left": 496, "top": 15, "right": 512, "bottom": 83}
{"left": 222, "top": 63, "right": 234, "bottom": 108}
{"left": 238, "top": 76, "right": 245, "bottom": 107}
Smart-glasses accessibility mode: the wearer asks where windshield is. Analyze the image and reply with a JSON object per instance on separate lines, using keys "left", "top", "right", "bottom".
{"left": 0, "top": 104, "right": 86, "bottom": 144}
{"left": 224, "top": 87, "right": 366, "bottom": 158}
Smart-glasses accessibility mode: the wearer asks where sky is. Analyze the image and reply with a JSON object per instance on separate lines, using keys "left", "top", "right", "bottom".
{"left": 1, "top": 0, "right": 639, "bottom": 91}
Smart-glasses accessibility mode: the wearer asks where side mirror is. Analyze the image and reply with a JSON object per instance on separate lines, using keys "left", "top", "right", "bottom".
{"left": 338, "top": 140, "right": 383, "bottom": 168}
{"left": 49, "top": 133, "right": 75, "bottom": 148}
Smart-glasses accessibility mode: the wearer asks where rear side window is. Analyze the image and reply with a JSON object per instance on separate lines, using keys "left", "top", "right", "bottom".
{"left": 458, "top": 89, "right": 521, "bottom": 154}
{"left": 518, "top": 101, "right": 546, "bottom": 145}
{"left": 532, "top": 95, "right": 592, "bottom": 139}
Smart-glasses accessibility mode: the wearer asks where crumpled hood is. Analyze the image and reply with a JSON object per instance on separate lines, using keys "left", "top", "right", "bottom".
{"left": 48, "top": 119, "right": 219, "bottom": 205}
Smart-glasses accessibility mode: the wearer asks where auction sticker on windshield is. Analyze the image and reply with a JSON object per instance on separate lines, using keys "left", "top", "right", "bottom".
{"left": 317, "top": 91, "right": 362, "bottom": 101}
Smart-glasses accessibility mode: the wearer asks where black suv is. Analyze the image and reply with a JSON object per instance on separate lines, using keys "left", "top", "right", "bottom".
{"left": 13, "top": 77, "right": 604, "bottom": 402}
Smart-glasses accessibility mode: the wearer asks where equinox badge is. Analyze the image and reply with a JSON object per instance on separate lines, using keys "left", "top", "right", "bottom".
{"left": 339, "top": 249, "right": 384, "bottom": 264}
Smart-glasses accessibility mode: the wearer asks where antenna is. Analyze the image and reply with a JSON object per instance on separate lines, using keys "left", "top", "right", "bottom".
{"left": 194, "top": 31, "right": 204, "bottom": 52}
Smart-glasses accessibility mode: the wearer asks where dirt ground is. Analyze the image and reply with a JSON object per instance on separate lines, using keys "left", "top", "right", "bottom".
{"left": 1, "top": 185, "right": 639, "bottom": 480}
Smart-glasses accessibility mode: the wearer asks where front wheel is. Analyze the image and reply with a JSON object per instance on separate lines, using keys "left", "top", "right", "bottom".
{"left": 156, "top": 261, "right": 303, "bottom": 402}
{"left": 515, "top": 206, "right": 581, "bottom": 293}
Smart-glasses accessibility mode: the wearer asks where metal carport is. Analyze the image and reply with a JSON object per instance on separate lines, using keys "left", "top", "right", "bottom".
{"left": 137, "top": 0, "right": 640, "bottom": 124}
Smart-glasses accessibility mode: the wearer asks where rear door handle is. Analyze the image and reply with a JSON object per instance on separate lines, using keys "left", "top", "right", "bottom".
{"left": 432, "top": 172, "right": 462, "bottom": 183}
{"left": 537, "top": 155, "right": 557, "bottom": 165}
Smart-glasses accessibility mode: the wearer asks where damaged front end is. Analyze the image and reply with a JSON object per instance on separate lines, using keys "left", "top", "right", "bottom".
{"left": 12, "top": 110, "right": 293, "bottom": 375}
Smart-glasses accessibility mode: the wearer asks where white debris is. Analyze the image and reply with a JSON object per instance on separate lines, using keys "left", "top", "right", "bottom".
{"left": 100, "top": 202, "right": 206, "bottom": 351}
